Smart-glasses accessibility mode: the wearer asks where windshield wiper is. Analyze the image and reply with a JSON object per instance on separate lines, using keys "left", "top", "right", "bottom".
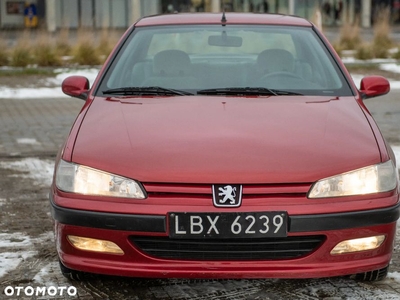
{"left": 197, "top": 87, "right": 303, "bottom": 96}
{"left": 102, "top": 86, "right": 194, "bottom": 96}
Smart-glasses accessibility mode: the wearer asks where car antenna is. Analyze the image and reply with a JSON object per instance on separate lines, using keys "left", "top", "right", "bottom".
{"left": 221, "top": 10, "right": 227, "bottom": 26}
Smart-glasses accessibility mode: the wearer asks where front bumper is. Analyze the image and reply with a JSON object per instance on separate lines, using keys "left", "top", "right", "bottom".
{"left": 50, "top": 195, "right": 400, "bottom": 279}
{"left": 51, "top": 197, "right": 400, "bottom": 233}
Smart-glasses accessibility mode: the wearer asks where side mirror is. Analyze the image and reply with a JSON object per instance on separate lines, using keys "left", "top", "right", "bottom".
{"left": 62, "top": 76, "right": 90, "bottom": 100}
{"left": 359, "top": 76, "right": 390, "bottom": 99}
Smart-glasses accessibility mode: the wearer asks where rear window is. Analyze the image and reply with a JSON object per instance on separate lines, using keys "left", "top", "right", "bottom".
{"left": 99, "top": 25, "right": 353, "bottom": 96}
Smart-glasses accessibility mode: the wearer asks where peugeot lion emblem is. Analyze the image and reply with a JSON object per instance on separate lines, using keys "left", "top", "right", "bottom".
{"left": 212, "top": 184, "right": 242, "bottom": 208}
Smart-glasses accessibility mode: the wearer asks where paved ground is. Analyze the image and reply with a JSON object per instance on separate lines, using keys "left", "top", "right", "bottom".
{"left": 0, "top": 97, "right": 83, "bottom": 158}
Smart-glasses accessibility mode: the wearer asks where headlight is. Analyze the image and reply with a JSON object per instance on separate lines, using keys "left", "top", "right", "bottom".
{"left": 55, "top": 160, "right": 146, "bottom": 199}
{"left": 308, "top": 160, "right": 397, "bottom": 198}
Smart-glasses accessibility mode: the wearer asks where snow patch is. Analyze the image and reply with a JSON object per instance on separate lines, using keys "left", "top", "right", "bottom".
{"left": 380, "top": 63, "right": 400, "bottom": 74}
{"left": 16, "top": 138, "right": 40, "bottom": 145}
{"left": 351, "top": 74, "right": 364, "bottom": 88}
{"left": 0, "top": 68, "right": 99, "bottom": 99}
{"left": 387, "top": 271, "right": 400, "bottom": 282}
{"left": 0, "top": 232, "right": 53, "bottom": 279}
{"left": 0, "top": 232, "right": 36, "bottom": 278}
{"left": 33, "top": 261, "right": 62, "bottom": 286}
{"left": 0, "top": 158, "right": 54, "bottom": 187}
{"left": 0, "top": 232, "right": 32, "bottom": 248}
{"left": 0, "top": 251, "right": 37, "bottom": 278}
{"left": 392, "top": 145, "right": 400, "bottom": 170}
{"left": 1, "top": 87, "right": 65, "bottom": 99}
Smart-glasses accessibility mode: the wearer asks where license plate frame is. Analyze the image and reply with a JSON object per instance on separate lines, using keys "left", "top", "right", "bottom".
{"left": 169, "top": 211, "right": 287, "bottom": 239}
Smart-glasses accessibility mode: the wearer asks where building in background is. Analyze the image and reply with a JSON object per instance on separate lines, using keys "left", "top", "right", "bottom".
{"left": 0, "top": 0, "right": 396, "bottom": 30}
{"left": 45, "top": 0, "right": 160, "bottom": 31}
{"left": 1, "top": 0, "right": 45, "bottom": 28}
{"left": 0, "top": 0, "right": 160, "bottom": 30}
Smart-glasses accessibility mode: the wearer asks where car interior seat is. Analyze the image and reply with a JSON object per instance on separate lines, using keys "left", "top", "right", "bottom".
{"left": 256, "top": 48, "right": 295, "bottom": 75}
{"left": 142, "top": 50, "right": 197, "bottom": 89}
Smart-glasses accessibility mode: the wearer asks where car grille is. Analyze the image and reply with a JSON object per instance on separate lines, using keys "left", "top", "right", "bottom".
{"left": 142, "top": 182, "right": 312, "bottom": 200}
{"left": 130, "top": 236, "right": 325, "bottom": 260}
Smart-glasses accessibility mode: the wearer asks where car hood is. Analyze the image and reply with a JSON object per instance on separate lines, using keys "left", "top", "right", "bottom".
{"left": 71, "top": 96, "right": 380, "bottom": 184}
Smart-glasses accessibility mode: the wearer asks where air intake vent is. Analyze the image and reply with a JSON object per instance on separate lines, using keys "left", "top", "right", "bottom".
{"left": 130, "top": 235, "right": 325, "bottom": 261}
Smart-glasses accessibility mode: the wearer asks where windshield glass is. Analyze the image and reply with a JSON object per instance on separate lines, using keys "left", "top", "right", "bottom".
{"left": 98, "top": 25, "right": 353, "bottom": 96}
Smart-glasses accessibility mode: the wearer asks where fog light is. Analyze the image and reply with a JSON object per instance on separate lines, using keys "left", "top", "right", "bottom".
{"left": 67, "top": 235, "right": 124, "bottom": 255}
{"left": 331, "top": 235, "right": 385, "bottom": 255}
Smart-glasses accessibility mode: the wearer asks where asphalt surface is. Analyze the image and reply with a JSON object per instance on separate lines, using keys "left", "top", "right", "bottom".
{"left": 0, "top": 97, "right": 83, "bottom": 158}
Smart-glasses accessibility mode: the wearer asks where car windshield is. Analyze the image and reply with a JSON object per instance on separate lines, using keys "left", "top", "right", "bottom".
{"left": 98, "top": 24, "right": 353, "bottom": 96}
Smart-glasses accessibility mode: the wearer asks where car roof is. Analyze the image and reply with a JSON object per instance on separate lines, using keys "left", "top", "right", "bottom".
{"left": 135, "top": 13, "right": 312, "bottom": 27}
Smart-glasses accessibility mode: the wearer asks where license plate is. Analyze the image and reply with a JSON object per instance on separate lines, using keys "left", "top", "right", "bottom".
{"left": 169, "top": 212, "right": 287, "bottom": 239}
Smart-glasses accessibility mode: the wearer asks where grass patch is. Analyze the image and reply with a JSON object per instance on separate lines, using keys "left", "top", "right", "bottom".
{"left": 32, "top": 31, "right": 62, "bottom": 66}
{"left": 10, "top": 40, "right": 32, "bottom": 67}
{"left": 371, "top": 8, "right": 393, "bottom": 58}
{"left": 0, "top": 28, "right": 114, "bottom": 67}
{"left": 97, "top": 29, "right": 118, "bottom": 60}
{"left": 55, "top": 28, "right": 72, "bottom": 57}
{"left": 72, "top": 30, "right": 102, "bottom": 66}
{"left": 337, "top": 20, "right": 362, "bottom": 50}
{"left": 334, "top": 9, "right": 396, "bottom": 60}
{"left": 0, "top": 41, "right": 9, "bottom": 66}
{"left": 344, "top": 63, "right": 382, "bottom": 73}
{"left": 0, "top": 68, "right": 57, "bottom": 76}
{"left": 392, "top": 49, "right": 400, "bottom": 60}
{"left": 355, "top": 43, "right": 374, "bottom": 60}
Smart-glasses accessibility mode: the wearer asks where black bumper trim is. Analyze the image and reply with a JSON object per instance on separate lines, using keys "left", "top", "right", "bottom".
{"left": 50, "top": 196, "right": 166, "bottom": 233}
{"left": 290, "top": 202, "right": 400, "bottom": 232}
{"left": 50, "top": 195, "right": 399, "bottom": 233}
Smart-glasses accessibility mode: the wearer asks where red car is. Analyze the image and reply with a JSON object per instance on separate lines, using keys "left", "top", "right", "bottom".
{"left": 51, "top": 13, "right": 399, "bottom": 281}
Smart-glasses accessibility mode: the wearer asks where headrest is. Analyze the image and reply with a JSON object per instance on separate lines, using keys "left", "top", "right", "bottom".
{"left": 153, "top": 50, "right": 191, "bottom": 76}
{"left": 257, "top": 49, "right": 295, "bottom": 73}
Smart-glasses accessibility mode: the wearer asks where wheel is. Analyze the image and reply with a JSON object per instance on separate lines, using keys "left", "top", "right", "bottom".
{"left": 350, "top": 265, "right": 389, "bottom": 282}
{"left": 59, "top": 260, "right": 88, "bottom": 281}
